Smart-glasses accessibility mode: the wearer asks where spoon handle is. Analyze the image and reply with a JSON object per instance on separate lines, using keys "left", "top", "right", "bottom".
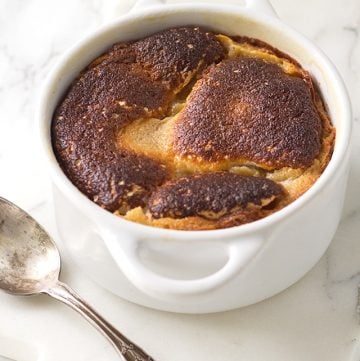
{"left": 45, "top": 281, "right": 155, "bottom": 361}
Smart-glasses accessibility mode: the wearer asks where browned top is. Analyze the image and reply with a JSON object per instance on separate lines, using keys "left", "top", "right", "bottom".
{"left": 174, "top": 57, "right": 322, "bottom": 168}
{"left": 52, "top": 27, "right": 225, "bottom": 212}
{"left": 148, "top": 172, "right": 283, "bottom": 219}
{"left": 132, "top": 27, "right": 225, "bottom": 88}
{"left": 52, "top": 27, "right": 334, "bottom": 230}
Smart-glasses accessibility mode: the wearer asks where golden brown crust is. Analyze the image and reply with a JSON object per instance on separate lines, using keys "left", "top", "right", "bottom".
{"left": 148, "top": 172, "right": 283, "bottom": 219}
{"left": 52, "top": 27, "right": 225, "bottom": 212}
{"left": 132, "top": 27, "right": 225, "bottom": 89}
{"left": 231, "top": 36, "right": 304, "bottom": 67}
{"left": 174, "top": 57, "right": 322, "bottom": 168}
{"left": 52, "top": 27, "right": 335, "bottom": 230}
{"left": 121, "top": 205, "right": 278, "bottom": 230}
{"left": 52, "top": 61, "right": 171, "bottom": 212}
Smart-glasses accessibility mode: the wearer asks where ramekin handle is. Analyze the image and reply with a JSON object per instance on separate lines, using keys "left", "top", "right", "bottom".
{"left": 245, "top": 0, "right": 277, "bottom": 17}
{"left": 129, "top": 0, "right": 277, "bottom": 18}
{"left": 129, "top": 0, "right": 165, "bottom": 13}
{"left": 103, "top": 234, "right": 263, "bottom": 299}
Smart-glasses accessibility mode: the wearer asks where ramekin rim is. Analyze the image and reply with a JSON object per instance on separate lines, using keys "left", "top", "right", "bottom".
{"left": 37, "top": 2, "right": 352, "bottom": 240}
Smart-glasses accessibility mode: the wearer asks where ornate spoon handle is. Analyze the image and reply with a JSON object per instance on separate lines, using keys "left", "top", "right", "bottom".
{"left": 45, "top": 281, "right": 154, "bottom": 361}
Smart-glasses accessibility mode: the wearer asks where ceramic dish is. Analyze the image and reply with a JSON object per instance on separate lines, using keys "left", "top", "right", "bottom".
{"left": 38, "top": 0, "right": 352, "bottom": 313}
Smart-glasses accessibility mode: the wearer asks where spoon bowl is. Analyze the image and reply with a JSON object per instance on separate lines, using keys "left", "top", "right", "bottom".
{"left": 0, "top": 197, "right": 60, "bottom": 295}
{"left": 0, "top": 196, "right": 154, "bottom": 361}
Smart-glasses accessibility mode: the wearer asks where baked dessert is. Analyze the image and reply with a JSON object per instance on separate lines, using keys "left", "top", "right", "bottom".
{"left": 52, "top": 27, "right": 335, "bottom": 230}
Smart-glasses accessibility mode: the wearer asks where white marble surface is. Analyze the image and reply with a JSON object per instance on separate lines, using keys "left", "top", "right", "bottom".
{"left": 0, "top": 0, "right": 360, "bottom": 360}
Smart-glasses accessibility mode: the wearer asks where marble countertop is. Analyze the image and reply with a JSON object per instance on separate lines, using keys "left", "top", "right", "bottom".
{"left": 1, "top": 0, "right": 360, "bottom": 360}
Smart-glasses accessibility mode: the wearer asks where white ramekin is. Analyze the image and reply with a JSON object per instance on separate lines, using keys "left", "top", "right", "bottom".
{"left": 38, "top": 0, "right": 352, "bottom": 314}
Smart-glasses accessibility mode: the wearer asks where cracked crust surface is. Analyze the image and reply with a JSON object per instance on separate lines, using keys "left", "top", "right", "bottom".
{"left": 148, "top": 172, "right": 283, "bottom": 219}
{"left": 174, "top": 57, "right": 322, "bottom": 168}
{"left": 52, "top": 27, "right": 335, "bottom": 230}
{"left": 52, "top": 27, "right": 225, "bottom": 213}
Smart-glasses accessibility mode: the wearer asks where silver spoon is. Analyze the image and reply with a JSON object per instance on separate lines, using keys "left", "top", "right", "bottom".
{"left": 0, "top": 197, "right": 154, "bottom": 361}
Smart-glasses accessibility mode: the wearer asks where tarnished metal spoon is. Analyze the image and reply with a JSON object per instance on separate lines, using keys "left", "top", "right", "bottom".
{"left": 0, "top": 197, "right": 154, "bottom": 361}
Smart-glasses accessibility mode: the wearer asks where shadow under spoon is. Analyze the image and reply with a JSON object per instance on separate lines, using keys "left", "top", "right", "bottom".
{"left": 0, "top": 196, "right": 154, "bottom": 361}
